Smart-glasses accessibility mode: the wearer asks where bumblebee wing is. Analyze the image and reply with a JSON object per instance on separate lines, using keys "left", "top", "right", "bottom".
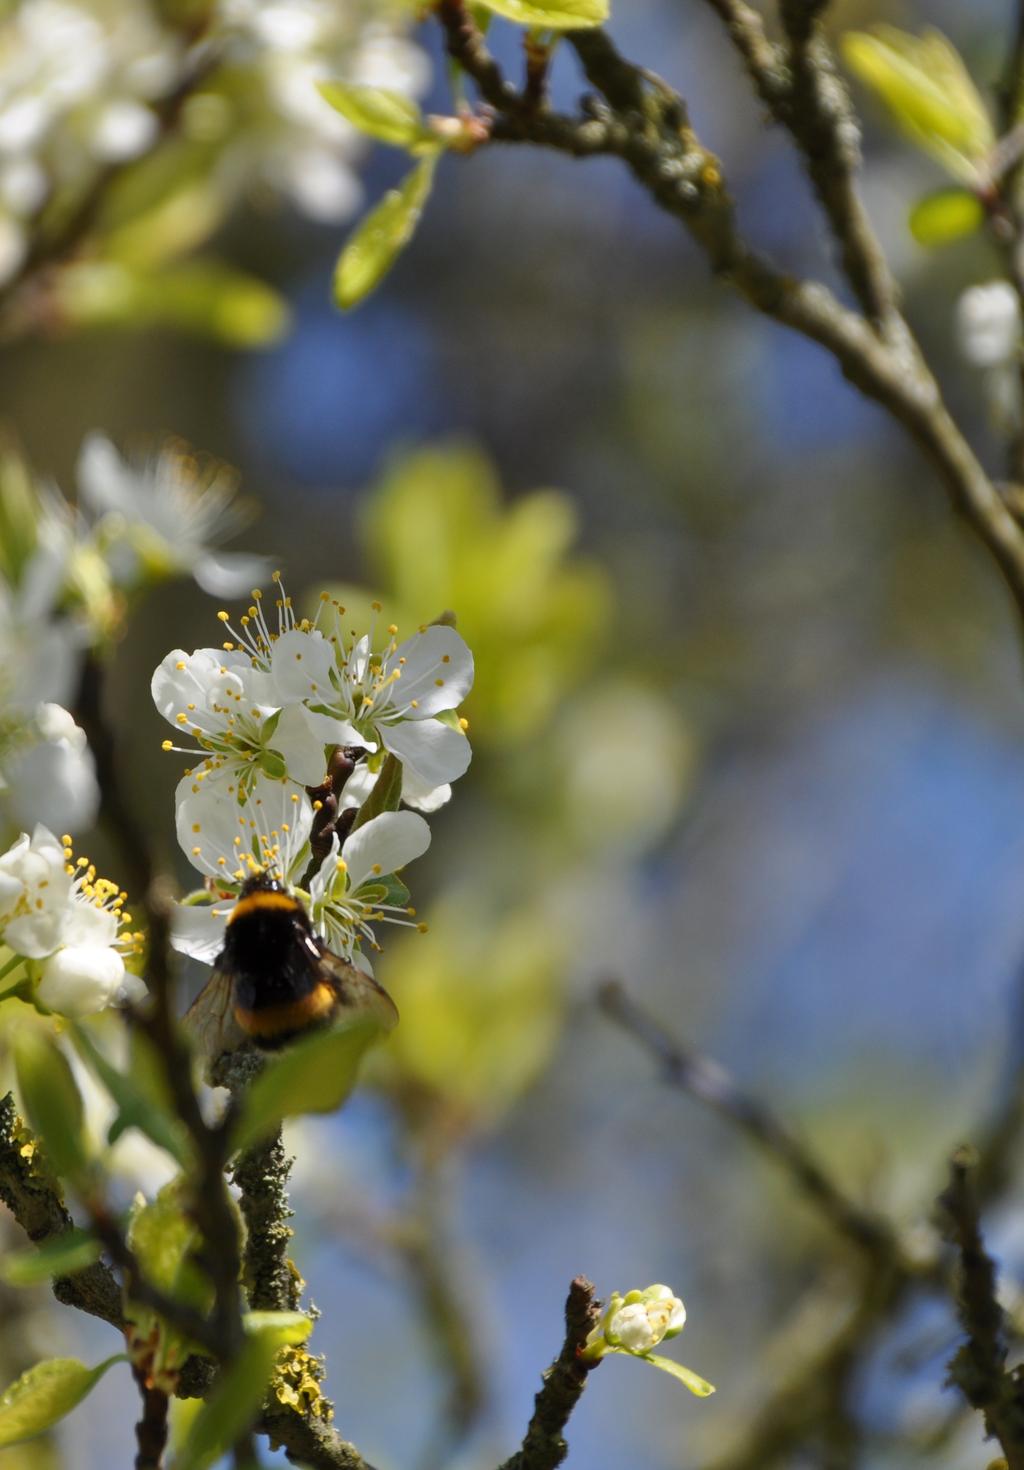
{"left": 183, "top": 967, "right": 246, "bottom": 1062}
{"left": 316, "top": 943, "right": 399, "bottom": 1033}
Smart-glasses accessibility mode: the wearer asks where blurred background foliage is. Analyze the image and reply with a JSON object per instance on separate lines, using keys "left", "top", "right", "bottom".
{"left": 5, "top": 0, "right": 1024, "bottom": 1467}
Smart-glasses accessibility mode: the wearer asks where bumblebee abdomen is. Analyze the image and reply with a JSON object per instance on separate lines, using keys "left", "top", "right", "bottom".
{"left": 234, "top": 978, "right": 339, "bottom": 1048}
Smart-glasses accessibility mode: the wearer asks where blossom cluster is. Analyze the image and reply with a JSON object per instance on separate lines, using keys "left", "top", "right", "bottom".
{"left": 0, "top": 824, "right": 144, "bottom": 1016}
{"left": 0, "top": 0, "right": 426, "bottom": 285}
{"left": 155, "top": 577, "right": 474, "bottom": 972}
{"left": 0, "top": 431, "right": 269, "bottom": 841}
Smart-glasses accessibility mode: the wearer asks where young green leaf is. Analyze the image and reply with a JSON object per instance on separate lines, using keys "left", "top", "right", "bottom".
{"left": 0, "top": 1356, "right": 126, "bottom": 1447}
{"left": 174, "top": 1327, "right": 286, "bottom": 1470}
{"left": 842, "top": 27, "right": 994, "bottom": 184}
{"left": 908, "top": 187, "right": 985, "bottom": 245}
{"left": 473, "top": 0, "right": 608, "bottom": 27}
{"left": 333, "top": 152, "right": 439, "bottom": 311}
{"left": 13, "top": 1029, "right": 87, "bottom": 1183}
{"left": 241, "top": 1311, "right": 312, "bottom": 1346}
{"left": 70, "top": 1024, "right": 191, "bottom": 1169}
{"left": 606, "top": 1346, "right": 715, "bottom": 1396}
{"left": 317, "top": 82, "right": 433, "bottom": 150}
{"left": 1, "top": 1230, "right": 102, "bottom": 1288}
{"left": 231, "top": 1016, "right": 386, "bottom": 1152}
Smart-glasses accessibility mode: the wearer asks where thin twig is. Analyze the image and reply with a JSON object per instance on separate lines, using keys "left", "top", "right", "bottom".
{"left": 597, "top": 980, "right": 896, "bottom": 1260}
{"left": 436, "top": 7, "right": 1024, "bottom": 626}
{"left": 494, "top": 1277, "right": 601, "bottom": 1470}
{"left": 938, "top": 1149, "right": 1024, "bottom": 1468}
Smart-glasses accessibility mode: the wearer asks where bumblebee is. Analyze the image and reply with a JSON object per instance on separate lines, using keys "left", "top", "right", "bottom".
{"left": 185, "top": 871, "right": 398, "bottom": 1062}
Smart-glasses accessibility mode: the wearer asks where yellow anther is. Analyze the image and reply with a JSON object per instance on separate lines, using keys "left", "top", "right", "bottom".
{"left": 217, "top": 610, "right": 230, "bottom": 622}
{"left": 441, "top": 654, "right": 450, "bottom": 664}
{"left": 459, "top": 717, "right": 469, "bottom": 731}
{"left": 161, "top": 740, "right": 173, "bottom": 751}
{"left": 435, "top": 678, "right": 444, "bottom": 687}
{"left": 176, "top": 660, "right": 186, "bottom": 670}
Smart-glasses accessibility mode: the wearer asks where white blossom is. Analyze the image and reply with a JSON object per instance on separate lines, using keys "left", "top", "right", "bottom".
{"left": 0, "top": 701, "right": 99, "bottom": 834}
{"left": 220, "top": 584, "right": 474, "bottom": 792}
{"left": 171, "top": 776, "right": 428, "bottom": 969}
{"left": 78, "top": 434, "right": 271, "bottom": 596}
{"left": 607, "top": 1287, "right": 686, "bottom": 1353}
{"left": 956, "top": 281, "right": 1021, "bottom": 368}
{"left": 0, "top": 826, "right": 142, "bottom": 1015}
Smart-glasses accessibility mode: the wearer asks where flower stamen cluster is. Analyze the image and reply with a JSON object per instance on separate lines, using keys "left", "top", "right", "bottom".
{"left": 0, "top": 825, "right": 144, "bottom": 1016}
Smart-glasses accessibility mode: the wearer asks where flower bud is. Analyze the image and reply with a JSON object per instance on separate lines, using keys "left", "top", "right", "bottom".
{"left": 956, "top": 281, "right": 1021, "bottom": 367}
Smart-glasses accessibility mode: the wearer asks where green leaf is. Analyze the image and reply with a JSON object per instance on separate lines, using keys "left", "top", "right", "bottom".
{"left": 1, "top": 1230, "right": 101, "bottom": 1287}
{"left": 127, "top": 1181, "right": 203, "bottom": 1299}
{"left": 352, "top": 752, "right": 403, "bottom": 830}
{"left": 57, "top": 260, "right": 289, "bottom": 347}
{"left": 908, "top": 186, "right": 985, "bottom": 245}
{"left": 175, "top": 1327, "right": 286, "bottom": 1470}
{"left": 13, "top": 1029, "right": 87, "bottom": 1182}
{"left": 241, "top": 1311, "right": 312, "bottom": 1346}
{"left": 842, "top": 27, "right": 994, "bottom": 184}
{"left": 317, "top": 82, "right": 433, "bottom": 150}
{"left": 473, "top": 0, "right": 607, "bottom": 27}
{"left": 333, "top": 153, "right": 439, "bottom": 311}
{"left": 0, "top": 1356, "right": 125, "bottom": 1446}
{"left": 70, "top": 1024, "right": 191, "bottom": 1170}
{"left": 231, "top": 1016, "right": 387, "bottom": 1152}
{"left": 607, "top": 1346, "right": 715, "bottom": 1396}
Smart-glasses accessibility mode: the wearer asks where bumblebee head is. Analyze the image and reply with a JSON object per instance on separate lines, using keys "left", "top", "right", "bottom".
{"left": 237, "top": 870, "right": 288, "bottom": 900}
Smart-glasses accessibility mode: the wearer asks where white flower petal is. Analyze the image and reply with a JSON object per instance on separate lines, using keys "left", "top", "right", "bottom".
{"left": 37, "top": 944, "right": 125, "bottom": 1017}
{"left": 171, "top": 901, "right": 233, "bottom": 963}
{"left": 77, "top": 433, "right": 142, "bottom": 519}
{"left": 271, "top": 703, "right": 329, "bottom": 786}
{"left": 340, "top": 810, "right": 430, "bottom": 893}
{"left": 5, "top": 735, "right": 99, "bottom": 835}
{"left": 301, "top": 708, "right": 370, "bottom": 751}
{"left": 194, "top": 551, "right": 275, "bottom": 598}
{"left": 380, "top": 718, "right": 471, "bottom": 788}
{"left": 386, "top": 626, "right": 474, "bottom": 717}
{"left": 269, "top": 628, "right": 336, "bottom": 704}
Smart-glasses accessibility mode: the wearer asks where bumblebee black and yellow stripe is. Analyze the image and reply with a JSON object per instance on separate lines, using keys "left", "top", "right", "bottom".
{"left": 234, "top": 978, "right": 339, "bottom": 1040}
{"left": 227, "top": 888, "right": 305, "bottom": 924}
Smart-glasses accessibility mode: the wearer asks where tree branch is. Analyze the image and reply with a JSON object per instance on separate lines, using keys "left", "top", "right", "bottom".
{"left": 597, "top": 981, "right": 899, "bottom": 1261}
{"left": 938, "top": 1149, "right": 1024, "bottom": 1469}
{"left": 435, "top": 7, "right": 1024, "bottom": 625}
{"left": 494, "top": 1277, "right": 601, "bottom": 1470}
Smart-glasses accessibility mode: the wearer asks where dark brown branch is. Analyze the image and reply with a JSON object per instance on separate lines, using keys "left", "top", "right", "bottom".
{"left": 938, "top": 1149, "right": 1024, "bottom": 1468}
{"left": 132, "top": 1364, "right": 170, "bottom": 1470}
{"left": 494, "top": 1277, "right": 601, "bottom": 1470}
{"left": 436, "top": 11, "right": 1024, "bottom": 623}
{"left": 598, "top": 981, "right": 898, "bottom": 1261}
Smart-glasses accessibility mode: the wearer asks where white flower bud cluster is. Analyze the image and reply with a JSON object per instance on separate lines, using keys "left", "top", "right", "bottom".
{"left": 156, "top": 577, "right": 474, "bottom": 974}
{"left": 0, "top": 825, "right": 144, "bottom": 1016}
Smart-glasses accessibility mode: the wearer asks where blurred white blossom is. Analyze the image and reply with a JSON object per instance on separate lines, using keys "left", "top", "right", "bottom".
{"left": 78, "top": 433, "right": 270, "bottom": 596}
{"left": 0, "top": 701, "right": 98, "bottom": 834}
{"left": 956, "top": 281, "right": 1021, "bottom": 368}
{"left": 0, "top": 825, "right": 143, "bottom": 1015}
